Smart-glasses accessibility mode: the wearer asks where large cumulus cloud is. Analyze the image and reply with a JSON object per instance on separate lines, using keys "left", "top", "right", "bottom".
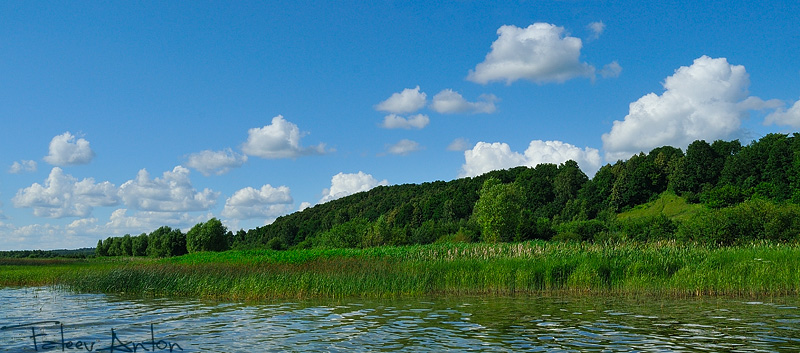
{"left": 13, "top": 167, "right": 119, "bottom": 218}
{"left": 601, "top": 56, "right": 778, "bottom": 162}
{"left": 467, "top": 23, "right": 599, "bottom": 84}
{"left": 119, "top": 166, "right": 219, "bottom": 212}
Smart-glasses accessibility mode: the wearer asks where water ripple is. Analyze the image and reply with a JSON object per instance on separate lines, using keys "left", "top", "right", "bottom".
{"left": 2, "top": 288, "right": 799, "bottom": 352}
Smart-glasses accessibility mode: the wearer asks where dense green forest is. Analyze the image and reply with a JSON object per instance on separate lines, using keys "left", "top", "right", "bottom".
{"left": 96, "top": 133, "right": 800, "bottom": 257}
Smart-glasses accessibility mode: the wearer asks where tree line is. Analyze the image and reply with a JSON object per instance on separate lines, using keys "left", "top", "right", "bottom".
{"left": 95, "top": 218, "right": 231, "bottom": 257}
{"left": 0, "top": 248, "right": 94, "bottom": 259}
{"left": 97, "top": 133, "right": 800, "bottom": 257}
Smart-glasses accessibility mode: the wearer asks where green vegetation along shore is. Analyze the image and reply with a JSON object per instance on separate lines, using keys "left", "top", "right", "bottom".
{"left": 2, "top": 241, "right": 798, "bottom": 300}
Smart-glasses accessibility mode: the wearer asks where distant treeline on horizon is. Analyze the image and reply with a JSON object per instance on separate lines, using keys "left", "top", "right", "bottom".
{"left": 0, "top": 248, "right": 95, "bottom": 258}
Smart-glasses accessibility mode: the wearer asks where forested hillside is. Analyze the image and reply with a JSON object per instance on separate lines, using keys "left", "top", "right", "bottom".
{"left": 97, "top": 133, "right": 800, "bottom": 257}
{"left": 240, "top": 132, "right": 800, "bottom": 248}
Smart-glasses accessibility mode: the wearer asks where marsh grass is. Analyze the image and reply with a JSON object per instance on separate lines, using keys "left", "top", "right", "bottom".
{"left": 2, "top": 241, "right": 798, "bottom": 300}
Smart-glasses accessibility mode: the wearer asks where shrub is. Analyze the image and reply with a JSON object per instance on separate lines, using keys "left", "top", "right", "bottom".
{"left": 555, "top": 220, "right": 608, "bottom": 242}
{"left": 516, "top": 215, "right": 555, "bottom": 241}
{"left": 676, "top": 199, "right": 800, "bottom": 245}
{"left": 701, "top": 184, "right": 747, "bottom": 208}
{"left": 620, "top": 214, "right": 676, "bottom": 242}
{"left": 317, "top": 218, "right": 369, "bottom": 248}
{"left": 410, "top": 220, "right": 437, "bottom": 245}
{"left": 266, "top": 237, "right": 285, "bottom": 251}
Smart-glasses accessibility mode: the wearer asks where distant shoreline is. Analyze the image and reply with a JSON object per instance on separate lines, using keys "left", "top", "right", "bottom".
{"left": 2, "top": 241, "right": 798, "bottom": 300}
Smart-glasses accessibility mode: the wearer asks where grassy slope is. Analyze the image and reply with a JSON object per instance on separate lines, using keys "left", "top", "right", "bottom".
{"left": 617, "top": 192, "right": 705, "bottom": 221}
{"left": 2, "top": 241, "right": 798, "bottom": 300}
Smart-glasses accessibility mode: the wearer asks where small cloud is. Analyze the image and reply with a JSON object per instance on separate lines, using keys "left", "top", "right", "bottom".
{"left": 319, "top": 171, "right": 388, "bottom": 203}
{"left": 298, "top": 202, "right": 312, "bottom": 212}
{"left": 467, "top": 23, "right": 596, "bottom": 85}
{"left": 386, "top": 139, "right": 422, "bottom": 156}
{"left": 381, "top": 114, "right": 430, "bottom": 129}
{"left": 43, "top": 132, "right": 95, "bottom": 166}
{"left": 738, "top": 96, "right": 783, "bottom": 111}
{"left": 186, "top": 148, "right": 247, "bottom": 176}
{"left": 242, "top": 115, "right": 328, "bottom": 159}
{"left": 9, "top": 160, "right": 37, "bottom": 174}
{"left": 587, "top": 21, "right": 605, "bottom": 40}
{"left": 431, "top": 90, "right": 498, "bottom": 114}
{"left": 600, "top": 61, "right": 622, "bottom": 78}
{"left": 375, "top": 86, "right": 427, "bottom": 114}
{"left": 447, "top": 138, "right": 471, "bottom": 151}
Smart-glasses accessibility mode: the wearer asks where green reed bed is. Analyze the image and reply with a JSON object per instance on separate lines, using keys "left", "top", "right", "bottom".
{"left": 2, "top": 241, "right": 798, "bottom": 299}
{"left": 0, "top": 257, "right": 139, "bottom": 287}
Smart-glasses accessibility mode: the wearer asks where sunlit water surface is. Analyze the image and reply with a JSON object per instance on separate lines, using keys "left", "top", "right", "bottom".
{"left": 1, "top": 287, "right": 798, "bottom": 352}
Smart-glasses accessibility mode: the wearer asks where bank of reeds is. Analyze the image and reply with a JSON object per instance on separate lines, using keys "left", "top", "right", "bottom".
{"left": 2, "top": 241, "right": 798, "bottom": 299}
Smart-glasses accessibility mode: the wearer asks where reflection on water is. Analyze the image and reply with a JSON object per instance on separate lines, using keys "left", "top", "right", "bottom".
{"left": 1, "top": 286, "right": 799, "bottom": 352}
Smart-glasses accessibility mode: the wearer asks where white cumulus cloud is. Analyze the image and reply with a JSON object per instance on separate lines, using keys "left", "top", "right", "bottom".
{"left": 9, "top": 160, "right": 37, "bottom": 174}
{"left": 186, "top": 148, "right": 248, "bottom": 176}
{"left": 103, "top": 208, "right": 210, "bottom": 235}
{"left": 381, "top": 114, "right": 430, "bottom": 129}
{"left": 460, "top": 142, "right": 525, "bottom": 177}
{"left": 602, "top": 56, "right": 769, "bottom": 162}
{"left": 386, "top": 139, "right": 422, "bottom": 155}
{"left": 119, "top": 166, "right": 219, "bottom": 212}
{"left": 12, "top": 167, "right": 119, "bottom": 218}
{"left": 431, "top": 90, "right": 498, "bottom": 114}
{"left": 242, "top": 115, "right": 327, "bottom": 159}
{"left": 0, "top": 209, "right": 213, "bottom": 250}
{"left": 764, "top": 99, "right": 800, "bottom": 127}
{"left": 460, "top": 140, "right": 601, "bottom": 177}
{"left": 320, "top": 171, "right": 389, "bottom": 204}
{"left": 221, "top": 184, "right": 293, "bottom": 220}
{"left": 523, "top": 140, "right": 601, "bottom": 176}
{"left": 467, "top": 23, "right": 596, "bottom": 84}
{"left": 375, "top": 86, "right": 427, "bottom": 114}
{"left": 43, "top": 132, "right": 95, "bottom": 166}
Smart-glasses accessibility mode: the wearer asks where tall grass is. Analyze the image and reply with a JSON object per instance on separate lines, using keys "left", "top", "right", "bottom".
{"left": 2, "top": 241, "right": 798, "bottom": 300}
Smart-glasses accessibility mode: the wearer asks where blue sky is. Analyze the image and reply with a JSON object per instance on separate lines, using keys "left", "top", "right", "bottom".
{"left": 2, "top": 1, "right": 799, "bottom": 250}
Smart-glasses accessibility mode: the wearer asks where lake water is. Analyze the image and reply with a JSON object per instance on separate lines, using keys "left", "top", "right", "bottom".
{"left": 1, "top": 287, "right": 798, "bottom": 352}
